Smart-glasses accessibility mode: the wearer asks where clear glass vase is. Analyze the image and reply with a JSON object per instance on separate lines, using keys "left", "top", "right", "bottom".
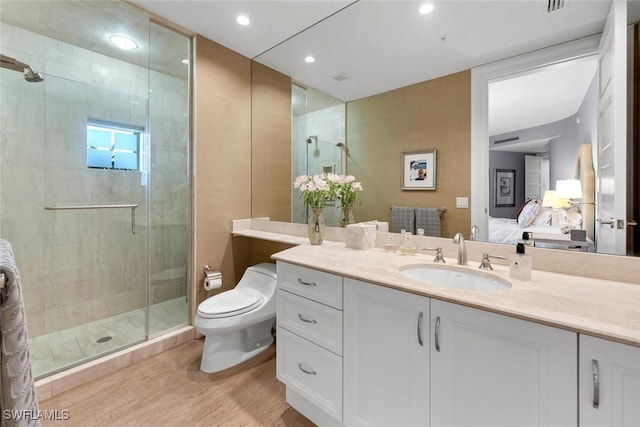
{"left": 339, "top": 206, "right": 355, "bottom": 228}
{"left": 308, "top": 207, "right": 325, "bottom": 245}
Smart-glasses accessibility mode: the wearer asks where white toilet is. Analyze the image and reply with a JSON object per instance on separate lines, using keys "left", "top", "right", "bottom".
{"left": 194, "top": 262, "right": 277, "bottom": 373}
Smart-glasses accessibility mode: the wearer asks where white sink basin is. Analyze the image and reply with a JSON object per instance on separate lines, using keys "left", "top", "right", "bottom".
{"left": 400, "top": 264, "right": 511, "bottom": 292}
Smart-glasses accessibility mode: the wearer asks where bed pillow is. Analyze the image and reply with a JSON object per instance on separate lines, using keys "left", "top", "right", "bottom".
{"left": 532, "top": 207, "right": 553, "bottom": 227}
{"left": 517, "top": 199, "right": 540, "bottom": 228}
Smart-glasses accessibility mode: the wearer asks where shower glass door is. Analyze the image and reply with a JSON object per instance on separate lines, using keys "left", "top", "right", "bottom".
{"left": 1, "top": 1, "right": 190, "bottom": 380}
{"left": 147, "top": 22, "right": 190, "bottom": 337}
{"left": 1, "top": 70, "right": 150, "bottom": 376}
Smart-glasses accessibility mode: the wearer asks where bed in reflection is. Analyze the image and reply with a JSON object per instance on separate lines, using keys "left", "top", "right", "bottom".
{"left": 488, "top": 144, "right": 595, "bottom": 252}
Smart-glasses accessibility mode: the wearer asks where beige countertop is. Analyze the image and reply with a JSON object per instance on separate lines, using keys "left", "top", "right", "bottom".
{"left": 271, "top": 243, "right": 640, "bottom": 348}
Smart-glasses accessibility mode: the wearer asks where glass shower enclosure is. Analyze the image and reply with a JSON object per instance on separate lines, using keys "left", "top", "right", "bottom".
{"left": 0, "top": 1, "right": 190, "bottom": 379}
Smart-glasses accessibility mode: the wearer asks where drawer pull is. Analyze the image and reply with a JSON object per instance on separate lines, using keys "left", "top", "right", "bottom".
{"left": 298, "top": 314, "right": 317, "bottom": 324}
{"left": 298, "top": 363, "right": 317, "bottom": 376}
{"left": 417, "top": 311, "right": 424, "bottom": 346}
{"left": 297, "top": 278, "right": 317, "bottom": 287}
{"left": 592, "top": 359, "right": 600, "bottom": 408}
{"left": 435, "top": 316, "right": 441, "bottom": 352}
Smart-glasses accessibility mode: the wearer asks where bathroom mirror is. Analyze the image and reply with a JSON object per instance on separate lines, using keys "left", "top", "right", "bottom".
{"left": 266, "top": 1, "right": 639, "bottom": 256}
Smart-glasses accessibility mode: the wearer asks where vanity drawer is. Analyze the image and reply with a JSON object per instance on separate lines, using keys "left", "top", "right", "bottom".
{"left": 276, "top": 327, "right": 342, "bottom": 421}
{"left": 277, "top": 289, "right": 343, "bottom": 355}
{"left": 277, "top": 262, "right": 343, "bottom": 309}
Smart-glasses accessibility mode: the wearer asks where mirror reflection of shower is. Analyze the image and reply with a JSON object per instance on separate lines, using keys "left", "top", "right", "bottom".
{"left": 0, "top": 54, "right": 44, "bottom": 82}
{"left": 306, "top": 135, "right": 320, "bottom": 157}
{"left": 292, "top": 83, "right": 346, "bottom": 225}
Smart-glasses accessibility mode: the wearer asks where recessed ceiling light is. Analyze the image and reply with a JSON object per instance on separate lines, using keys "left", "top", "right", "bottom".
{"left": 419, "top": 3, "right": 435, "bottom": 14}
{"left": 304, "top": 56, "right": 316, "bottom": 63}
{"left": 181, "top": 59, "right": 189, "bottom": 65}
{"left": 109, "top": 35, "right": 138, "bottom": 51}
{"left": 236, "top": 15, "right": 250, "bottom": 26}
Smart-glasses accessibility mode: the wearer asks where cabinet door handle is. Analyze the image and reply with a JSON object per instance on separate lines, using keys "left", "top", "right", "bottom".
{"left": 298, "top": 363, "right": 317, "bottom": 375}
{"left": 417, "top": 311, "right": 424, "bottom": 346}
{"left": 435, "top": 316, "right": 441, "bottom": 352}
{"left": 592, "top": 359, "right": 600, "bottom": 408}
{"left": 297, "top": 278, "right": 317, "bottom": 287}
{"left": 298, "top": 314, "right": 317, "bottom": 324}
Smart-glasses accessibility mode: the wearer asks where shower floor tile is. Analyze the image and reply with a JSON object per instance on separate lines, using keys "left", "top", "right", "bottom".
{"left": 29, "top": 297, "right": 187, "bottom": 379}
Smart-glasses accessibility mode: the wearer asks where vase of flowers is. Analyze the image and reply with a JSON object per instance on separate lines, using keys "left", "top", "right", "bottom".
{"left": 307, "top": 207, "right": 326, "bottom": 245}
{"left": 294, "top": 174, "right": 332, "bottom": 244}
{"left": 338, "top": 206, "right": 355, "bottom": 228}
{"left": 327, "top": 173, "right": 363, "bottom": 227}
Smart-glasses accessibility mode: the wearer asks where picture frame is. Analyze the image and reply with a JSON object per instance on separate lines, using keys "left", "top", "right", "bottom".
{"left": 402, "top": 149, "right": 436, "bottom": 190}
{"left": 495, "top": 169, "right": 515, "bottom": 207}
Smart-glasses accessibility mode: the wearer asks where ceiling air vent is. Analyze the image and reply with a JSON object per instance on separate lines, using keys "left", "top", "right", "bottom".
{"left": 332, "top": 73, "right": 351, "bottom": 82}
{"left": 494, "top": 136, "right": 520, "bottom": 144}
{"left": 547, "top": 0, "right": 566, "bottom": 13}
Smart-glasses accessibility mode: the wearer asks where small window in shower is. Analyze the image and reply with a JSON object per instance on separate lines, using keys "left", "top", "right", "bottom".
{"left": 86, "top": 119, "right": 142, "bottom": 171}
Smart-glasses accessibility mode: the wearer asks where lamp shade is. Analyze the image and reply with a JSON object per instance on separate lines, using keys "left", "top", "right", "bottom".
{"left": 556, "top": 179, "right": 583, "bottom": 199}
{"left": 541, "top": 190, "right": 570, "bottom": 209}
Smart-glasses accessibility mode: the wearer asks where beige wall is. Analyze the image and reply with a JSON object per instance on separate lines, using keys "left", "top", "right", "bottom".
{"left": 347, "top": 70, "right": 471, "bottom": 238}
{"left": 251, "top": 61, "right": 292, "bottom": 222}
{"left": 194, "top": 35, "right": 252, "bottom": 311}
{"left": 193, "top": 36, "right": 292, "bottom": 313}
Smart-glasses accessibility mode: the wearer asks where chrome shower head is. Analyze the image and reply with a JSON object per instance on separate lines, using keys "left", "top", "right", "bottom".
{"left": 24, "top": 67, "right": 44, "bottom": 82}
{"left": 1, "top": 54, "right": 44, "bottom": 83}
{"left": 336, "top": 141, "right": 349, "bottom": 155}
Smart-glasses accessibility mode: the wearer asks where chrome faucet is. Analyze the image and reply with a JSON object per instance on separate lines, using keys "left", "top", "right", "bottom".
{"left": 478, "top": 253, "right": 506, "bottom": 270}
{"left": 453, "top": 232, "right": 468, "bottom": 266}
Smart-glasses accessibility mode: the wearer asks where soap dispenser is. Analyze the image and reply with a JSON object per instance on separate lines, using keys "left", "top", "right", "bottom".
{"left": 510, "top": 242, "right": 532, "bottom": 280}
{"left": 399, "top": 232, "right": 418, "bottom": 255}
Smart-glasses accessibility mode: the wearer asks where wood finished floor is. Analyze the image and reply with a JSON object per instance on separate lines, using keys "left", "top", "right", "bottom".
{"left": 39, "top": 339, "right": 315, "bottom": 427}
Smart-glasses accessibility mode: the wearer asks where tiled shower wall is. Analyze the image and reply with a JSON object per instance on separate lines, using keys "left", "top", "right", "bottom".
{"left": 0, "top": 23, "right": 188, "bottom": 337}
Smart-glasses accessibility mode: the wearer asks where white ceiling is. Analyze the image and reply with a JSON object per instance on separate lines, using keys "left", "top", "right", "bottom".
{"left": 488, "top": 57, "right": 598, "bottom": 136}
{"left": 4, "top": 0, "right": 639, "bottom": 135}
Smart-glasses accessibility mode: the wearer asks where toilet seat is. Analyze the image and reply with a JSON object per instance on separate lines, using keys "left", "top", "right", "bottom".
{"left": 197, "top": 288, "right": 264, "bottom": 319}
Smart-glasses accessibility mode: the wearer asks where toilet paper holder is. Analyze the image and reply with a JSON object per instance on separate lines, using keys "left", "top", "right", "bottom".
{"left": 203, "top": 265, "right": 222, "bottom": 280}
{"left": 203, "top": 265, "right": 222, "bottom": 291}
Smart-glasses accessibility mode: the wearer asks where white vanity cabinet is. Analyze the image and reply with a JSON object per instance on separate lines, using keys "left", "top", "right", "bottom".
{"left": 430, "top": 299, "right": 578, "bottom": 427}
{"left": 273, "top": 261, "right": 634, "bottom": 427}
{"left": 275, "top": 262, "right": 344, "bottom": 426}
{"left": 579, "top": 335, "right": 640, "bottom": 427}
{"left": 343, "top": 278, "right": 430, "bottom": 427}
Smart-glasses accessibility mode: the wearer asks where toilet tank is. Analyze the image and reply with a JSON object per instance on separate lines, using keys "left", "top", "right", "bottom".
{"left": 236, "top": 262, "right": 277, "bottom": 296}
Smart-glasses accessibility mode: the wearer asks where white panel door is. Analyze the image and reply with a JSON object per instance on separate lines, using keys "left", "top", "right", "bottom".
{"left": 343, "top": 278, "right": 429, "bottom": 427}
{"left": 430, "top": 300, "right": 577, "bottom": 427}
{"left": 525, "top": 155, "right": 543, "bottom": 200}
{"left": 580, "top": 335, "right": 640, "bottom": 427}
{"left": 596, "top": 0, "right": 627, "bottom": 254}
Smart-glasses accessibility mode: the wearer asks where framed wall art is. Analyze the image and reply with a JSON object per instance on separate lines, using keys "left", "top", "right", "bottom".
{"left": 495, "top": 169, "right": 515, "bottom": 207}
{"left": 402, "top": 149, "right": 436, "bottom": 190}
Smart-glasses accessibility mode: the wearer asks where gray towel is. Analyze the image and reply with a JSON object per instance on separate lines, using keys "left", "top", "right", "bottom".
{"left": 0, "top": 240, "right": 40, "bottom": 427}
{"left": 391, "top": 206, "right": 415, "bottom": 234}
{"left": 415, "top": 207, "right": 442, "bottom": 237}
